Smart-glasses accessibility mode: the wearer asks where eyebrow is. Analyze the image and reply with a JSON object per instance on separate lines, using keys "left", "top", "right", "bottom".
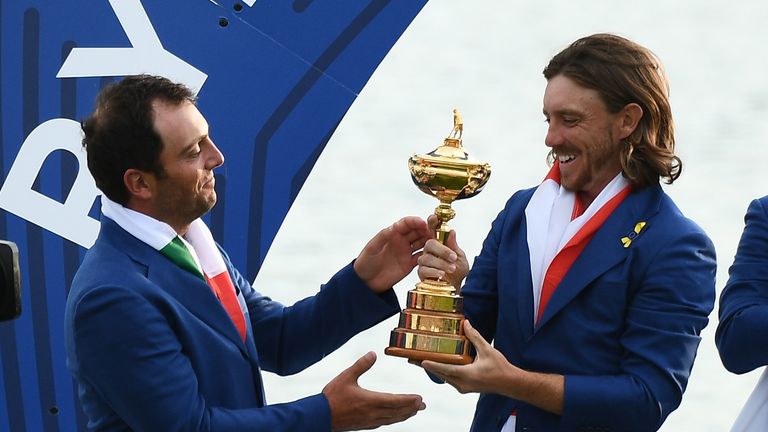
{"left": 542, "top": 108, "right": 583, "bottom": 117}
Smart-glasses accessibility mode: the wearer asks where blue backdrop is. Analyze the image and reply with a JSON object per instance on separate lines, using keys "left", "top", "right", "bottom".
{"left": 0, "top": 1, "right": 426, "bottom": 430}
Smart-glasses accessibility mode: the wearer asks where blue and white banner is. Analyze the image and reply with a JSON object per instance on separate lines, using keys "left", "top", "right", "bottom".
{"left": 0, "top": 1, "right": 426, "bottom": 430}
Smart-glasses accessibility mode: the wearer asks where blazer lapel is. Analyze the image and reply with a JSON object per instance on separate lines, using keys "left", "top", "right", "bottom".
{"left": 149, "top": 264, "right": 249, "bottom": 354}
{"left": 102, "top": 218, "right": 249, "bottom": 355}
{"left": 534, "top": 185, "right": 663, "bottom": 330}
{"left": 515, "top": 217, "right": 535, "bottom": 340}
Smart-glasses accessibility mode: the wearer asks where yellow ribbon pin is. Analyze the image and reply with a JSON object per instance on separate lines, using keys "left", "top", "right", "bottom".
{"left": 620, "top": 221, "right": 647, "bottom": 248}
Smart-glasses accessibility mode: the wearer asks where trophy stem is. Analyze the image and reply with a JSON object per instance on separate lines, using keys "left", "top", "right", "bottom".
{"left": 434, "top": 202, "right": 455, "bottom": 245}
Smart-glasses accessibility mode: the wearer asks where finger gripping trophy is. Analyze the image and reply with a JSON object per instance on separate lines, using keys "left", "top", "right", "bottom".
{"left": 385, "top": 109, "right": 491, "bottom": 364}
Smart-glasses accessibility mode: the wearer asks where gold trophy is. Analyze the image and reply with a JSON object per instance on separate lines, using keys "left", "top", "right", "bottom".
{"left": 385, "top": 109, "right": 491, "bottom": 365}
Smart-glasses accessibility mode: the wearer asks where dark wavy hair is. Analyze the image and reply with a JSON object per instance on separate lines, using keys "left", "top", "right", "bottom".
{"left": 543, "top": 33, "right": 680, "bottom": 188}
{"left": 81, "top": 75, "right": 197, "bottom": 205}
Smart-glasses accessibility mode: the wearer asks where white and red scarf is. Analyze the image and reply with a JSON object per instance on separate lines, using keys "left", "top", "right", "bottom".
{"left": 502, "top": 163, "right": 630, "bottom": 432}
{"left": 101, "top": 196, "right": 247, "bottom": 342}
{"left": 525, "top": 162, "right": 630, "bottom": 325}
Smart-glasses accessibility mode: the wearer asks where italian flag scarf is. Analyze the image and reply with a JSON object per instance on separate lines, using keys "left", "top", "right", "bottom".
{"left": 101, "top": 196, "right": 247, "bottom": 342}
{"left": 525, "top": 162, "right": 631, "bottom": 325}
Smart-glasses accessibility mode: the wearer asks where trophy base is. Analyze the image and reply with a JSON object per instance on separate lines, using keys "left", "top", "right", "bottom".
{"left": 407, "top": 284, "right": 463, "bottom": 313}
{"left": 386, "top": 327, "right": 472, "bottom": 365}
{"left": 384, "top": 346, "right": 472, "bottom": 365}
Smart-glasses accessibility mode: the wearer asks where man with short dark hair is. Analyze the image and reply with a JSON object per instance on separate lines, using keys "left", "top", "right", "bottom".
{"left": 65, "top": 75, "right": 429, "bottom": 431}
{"left": 416, "top": 34, "right": 716, "bottom": 431}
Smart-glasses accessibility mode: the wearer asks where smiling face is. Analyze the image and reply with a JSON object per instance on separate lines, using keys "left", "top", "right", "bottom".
{"left": 543, "top": 74, "right": 626, "bottom": 206}
{"left": 142, "top": 99, "right": 224, "bottom": 233}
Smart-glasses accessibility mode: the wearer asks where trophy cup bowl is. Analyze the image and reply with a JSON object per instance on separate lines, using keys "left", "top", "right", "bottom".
{"left": 385, "top": 110, "right": 490, "bottom": 365}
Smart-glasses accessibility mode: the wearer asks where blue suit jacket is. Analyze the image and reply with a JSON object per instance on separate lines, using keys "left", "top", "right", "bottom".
{"left": 716, "top": 196, "right": 768, "bottom": 374}
{"left": 461, "top": 184, "right": 716, "bottom": 432}
{"left": 64, "top": 217, "right": 400, "bottom": 431}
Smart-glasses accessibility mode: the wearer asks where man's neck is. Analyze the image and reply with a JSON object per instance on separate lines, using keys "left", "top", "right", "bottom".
{"left": 125, "top": 202, "right": 189, "bottom": 236}
{"left": 573, "top": 172, "right": 627, "bottom": 215}
{"left": 571, "top": 194, "right": 588, "bottom": 220}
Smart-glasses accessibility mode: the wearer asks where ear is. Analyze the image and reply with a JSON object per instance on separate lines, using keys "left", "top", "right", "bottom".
{"left": 123, "top": 168, "right": 154, "bottom": 201}
{"left": 615, "top": 103, "right": 643, "bottom": 140}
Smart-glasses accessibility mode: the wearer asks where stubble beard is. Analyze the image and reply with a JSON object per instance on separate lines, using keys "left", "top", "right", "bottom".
{"left": 558, "top": 132, "right": 620, "bottom": 194}
{"left": 157, "top": 186, "right": 217, "bottom": 230}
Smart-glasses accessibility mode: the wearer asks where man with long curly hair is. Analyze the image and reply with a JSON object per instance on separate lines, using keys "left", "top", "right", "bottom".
{"left": 416, "top": 34, "right": 716, "bottom": 431}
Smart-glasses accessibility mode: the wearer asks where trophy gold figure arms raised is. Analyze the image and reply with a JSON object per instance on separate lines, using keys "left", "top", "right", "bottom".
{"left": 385, "top": 109, "right": 491, "bottom": 365}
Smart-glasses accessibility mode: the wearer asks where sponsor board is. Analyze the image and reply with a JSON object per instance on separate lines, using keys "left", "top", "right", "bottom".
{"left": 0, "top": 1, "right": 425, "bottom": 429}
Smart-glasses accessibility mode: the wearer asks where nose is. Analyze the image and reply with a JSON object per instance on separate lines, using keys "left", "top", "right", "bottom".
{"left": 544, "top": 123, "right": 565, "bottom": 148}
{"left": 206, "top": 140, "right": 225, "bottom": 170}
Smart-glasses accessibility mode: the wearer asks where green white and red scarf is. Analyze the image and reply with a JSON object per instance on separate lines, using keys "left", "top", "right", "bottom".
{"left": 101, "top": 196, "right": 247, "bottom": 342}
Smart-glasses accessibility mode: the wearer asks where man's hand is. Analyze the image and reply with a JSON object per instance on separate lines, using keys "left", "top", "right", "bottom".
{"left": 420, "top": 321, "right": 515, "bottom": 396}
{"left": 417, "top": 215, "right": 469, "bottom": 289}
{"left": 323, "top": 352, "right": 426, "bottom": 431}
{"left": 420, "top": 321, "right": 564, "bottom": 415}
{"left": 354, "top": 216, "right": 431, "bottom": 293}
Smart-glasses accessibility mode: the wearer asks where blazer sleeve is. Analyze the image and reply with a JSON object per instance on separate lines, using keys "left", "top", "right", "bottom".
{"left": 70, "top": 283, "right": 332, "bottom": 432}
{"left": 226, "top": 254, "right": 401, "bottom": 376}
{"left": 461, "top": 194, "right": 520, "bottom": 342}
{"left": 716, "top": 197, "right": 768, "bottom": 374}
{"left": 561, "top": 225, "right": 716, "bottom": 431}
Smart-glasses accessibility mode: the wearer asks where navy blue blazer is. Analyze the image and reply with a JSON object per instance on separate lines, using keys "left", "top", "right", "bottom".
{"left": 716, "top": 196, "right": 768, "bottom": 374}
{"left": 65, "top": 217, "right": 400, "bottom": 431}
{"left": 461, "top": 184, "right": 716, "bottom": 431}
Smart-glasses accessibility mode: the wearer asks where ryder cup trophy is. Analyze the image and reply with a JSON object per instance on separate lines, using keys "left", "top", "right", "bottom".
{"left": 385, "top": 109, "right": 491, "bottom": 364}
